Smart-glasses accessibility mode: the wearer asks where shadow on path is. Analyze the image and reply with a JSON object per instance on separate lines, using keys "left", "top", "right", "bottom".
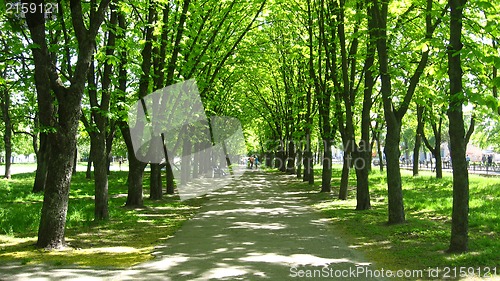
{"left": 0, "top": 170, "right": 384, "bottom": 280}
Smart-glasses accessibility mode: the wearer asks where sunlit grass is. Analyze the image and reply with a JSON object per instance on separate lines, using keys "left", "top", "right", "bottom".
{"left": 310, "top": 167, "right": 500, "bottom": 277}
{"left": 0, "top": 171, "right": 206, "bottom": 268}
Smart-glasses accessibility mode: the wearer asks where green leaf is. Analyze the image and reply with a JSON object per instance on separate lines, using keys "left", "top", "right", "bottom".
{"left": 476, "top": 1, "right": 495, "bottom": 11}
{"left": 27, "top": 43, "right": 41, "bottom": 50}
{"left": 494, "top": 57, "right": 500, "bottom": 69}
{"left": 492, "top": 77, "right": 500, "bottom": 88}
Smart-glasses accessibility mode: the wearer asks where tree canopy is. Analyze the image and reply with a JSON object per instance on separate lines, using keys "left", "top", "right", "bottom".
{"left": 1, "top": 0, "right": 499, "bottom": 253}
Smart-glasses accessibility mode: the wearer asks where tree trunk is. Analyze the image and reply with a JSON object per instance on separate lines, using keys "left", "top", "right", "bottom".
{"left": 37, "top": 89, "right": 82, "bottom": 249}
{"left": 165, "top": 159, "right": 175, "bottom": 195}
{"left": 413, "top": 105, "right": 424, "bottom": 176}
{"left": 2, "top": 87, "right": 12, "bottom": 179}
{"left": 377, "top": 134, "right": 384, "bottom": 172}
{"left": 192, "top": 142, "right": 200, "bottom": 178}
{"left": 265, "top": 152, "right": 273, "bottom": 167}
{"left": 303, "top": 151, "right": 314, "bottom": 185}
{"left": 435, "top": 146, "right": 443, "bottom": 179}
{"left": 181, "top": 130, "right": 192, "bottom": 184}
{"left": 91, "top": 133, "right": 109, "bottom": 219}
{"left": 37, "top": 136, "right": 74, "bottom": 249}
{"left": 161, "top": 134, "right": 175, "bottom": 195}
{"left": 222, "top": 142, "right": 233, "bottom": 176}
{"left": 354, "top": 150, "right": 371, "bottom": 210}
{"left": 274, "top": 149, "right": 280, "bottom": 169}
{"left": 320, "top": 139, "right": 332, "bottom": 193}
{"left": 276, "top": 142, "right": 286, "bottom": 172}
{"left": 121, "top": 126, "right": 145, "bottom": 207}
{"left": 33, "top": 134, "right": 49, "bottom": 192}
{"left": 72, "top": 148, "right": 78, "bottom": 175}
{"left": 286, "top": 140, "right": 296, "bottom": 174}
{"left": 105, "top": 121, "right": 116, "bottom": 175}
{"left": 126, "top": 156, "right": 146, "bottom": 207}
{"left": 354, "top": 11, "right": 375, "bottom": 210}
{"left": 296, "top": 141, "right": 302, "bottom": 179}
{"left": 149, "top": 163, "right": 162, "bottom": 200}
{"left": 27, "top": 14, "right": 54, "bottom": 193}
{"left": 447, "top": 0, "right": 469, "bottom": 253}
{"left": 303, "top": 134, "right": 314, "bottom": 184}
{"left": 384, "top": 124, "right": 405, "bottom": 224}
{"left": 338, "top": 152, "right": 350, "bottom": 199}
{"left": 423, "top": 118, "right": 443, "bottom": 179}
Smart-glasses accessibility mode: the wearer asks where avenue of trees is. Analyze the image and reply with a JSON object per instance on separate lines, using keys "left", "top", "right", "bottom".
{"left": 1, "top": 0, "right": 499, "bottom": 254}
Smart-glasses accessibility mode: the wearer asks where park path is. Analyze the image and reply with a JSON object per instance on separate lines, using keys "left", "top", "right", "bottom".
{"left": 0, "top": 170, "right": 384, "bottom": 281}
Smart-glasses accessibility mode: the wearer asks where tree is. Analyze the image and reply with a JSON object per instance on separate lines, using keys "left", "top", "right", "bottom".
{"left": 0, "top": 69, "right": 12, "bottom": 179}
{"left": 80, "top": 1, "right": 122, "bottom": 220}
{"left": 354, "top": 2, "right": 377, "bottom": 210}
{"left": 371, "top": 0, "right": 445, "bottom": 224}
{"left": 307, "top": 0, "right": 336, "bottom": 193}
{"left": 447, "top": 0, "right": 469, "bottom": 253}
{"left": 24, "top": 0, "right": 111, "bottom": 249}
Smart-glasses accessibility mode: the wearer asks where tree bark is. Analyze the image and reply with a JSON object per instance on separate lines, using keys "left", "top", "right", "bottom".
{"left": 423, "top": 117, "right": 443, "bottom": 179}
{"left": 447, "top": 0, "right": 469, "bottom": 253}
{"left": 338, "top": 153, "right": 350, "bottom": 199}
{"left": 91, "top": 133, "right": 109, "bottom": 219}
{"left": 33, "top": 135, "right": 49, "bottom": 192}
{"left": 355, "top": 150, "right": 371, "bottom": 210}
{"left": 1, "top": 87, "right": 12, "bottom": 179}
{"left": 276, "top": 142, "right": 286, "bottom": 172}
{"left": 165, "top": 154, "right": 175, "bottom": 195}
{"left": 160, "top": 133, "right": 175, "bottom": 195}
{"left": 321, "top": 139, "right": 333, "bottom": 193}
{"left": 122, "top": 126, "right": 146, "bottom": 207}
{"left": 303, "top": 150, "right": 314, "bottom": 185}
{"left": 286, "top": 140, "right": 296, "bottom": 174}
{"left": 413, "top": 105, "right": 424, "bottom": 176}
{"left": 38, "top": 114, "right": 78, "bottom": 248}
{"left": 149, "top": 163, "right": 163, "bottom": 200}
{"left": 86, "top": 151, "right": 92, "bottom": 179}
{"left": 296, "top": 141, "right": 303, "bottom": 179}
{"left": 72, "top": 148, "right": 78, "bottom": 175}
{"left": 376, "top": 130, "right": 384, "bottom": 172}
{"left": 384, "top": 125, "right": 405, "bottom": 224}
{"left": 105, "top": 121, "right": 116, "bottom": 175}
{"left": 181, "top": 128, "right": 192, "bottom": 185}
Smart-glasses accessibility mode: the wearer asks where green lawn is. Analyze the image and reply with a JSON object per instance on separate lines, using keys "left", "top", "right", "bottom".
{"left": 310, "top": 166, "right": 500, "bottom": 278}
{"left": 1, "top": 165, "right": 499, "bottom": 276}
{"left": 0, "top": 171, "right": 205, "bottom": 267}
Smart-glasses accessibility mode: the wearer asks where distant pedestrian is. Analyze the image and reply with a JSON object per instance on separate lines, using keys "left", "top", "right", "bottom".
{"left": 466, "top": 155, "right": 470, "bottom": 169}
{"left": 249, "top": 156, "right": 255, "bottom": 169}
{"left": 482, "top": 155, "right": 487, "bottom": 165}
{"left": 487, "top": 154, "right": 493, "bottom": 167}
{"left": 254, "top": 155, "right": 259, "bottom": 169}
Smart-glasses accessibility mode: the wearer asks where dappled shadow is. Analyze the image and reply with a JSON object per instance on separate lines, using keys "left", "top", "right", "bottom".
{"left": 114, "top": 170, "right": 379, "bottom": 280}
{"left": 0, "top": 170, "right": 382, "bottom": 280}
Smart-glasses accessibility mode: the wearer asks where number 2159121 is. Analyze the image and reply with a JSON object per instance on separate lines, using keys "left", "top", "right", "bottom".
{"left": 6, "top": 2, "right": 58, "bottom": 19}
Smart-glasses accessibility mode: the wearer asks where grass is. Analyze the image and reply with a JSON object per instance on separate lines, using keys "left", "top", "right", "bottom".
{"left": 1, "top": 163, "right": 498, "bottom": 277}
{"left": 308, "top": 165, "right": 500, "bottom": 279}
{"left": 0, "top": 170, "right": 206, "bottom": 268}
